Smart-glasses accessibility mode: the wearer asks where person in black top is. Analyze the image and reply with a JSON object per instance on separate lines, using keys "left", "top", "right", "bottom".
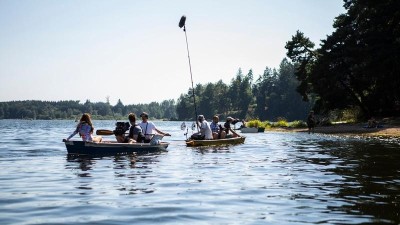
{"left": 115, "top": 113, "right": 144, "bottom": 143}
{"left": 127, "top": 113, "right": 145, "bottom": 143}
{"left": 221, "top": 116, "right": 240, "bottom": 138}
{"left": 306, "top": 111, "right": 316, "bottom": 134}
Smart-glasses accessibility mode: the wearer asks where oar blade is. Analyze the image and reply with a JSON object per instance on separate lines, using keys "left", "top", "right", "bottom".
{"left": 96, "top": 129, "right": 114, "bottom": 135}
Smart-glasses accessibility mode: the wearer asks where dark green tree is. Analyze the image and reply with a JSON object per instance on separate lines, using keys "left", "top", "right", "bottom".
{"left": 274, "top": 59, "right": 311, "bottom": 120}
{"left": 95, "top": 102, "right": 113, "bottom": 116}
{"left": 176, "top": 93, "right": 195, "bottom": 120}
{"left": 113, "top": 99, "right": 125, "bottom": 116}
{"left": 253, "top": 67, "right": 277, "bottom": 120}
{"left": 228, "top": 68, "right": 243, "bottom": 112}
{"left": 160, "top": 99, "right": 177, "bottom": 120}
{"left": 238, "top": 69, "right": 254, "bottom": 118}
{"left": 285, "top": 30, "right": 317, "bottom": 102}
{"left": 212, "top": 80, "right": 230, "bottom": 116}
{"left": 198, "top": 83, "right": 216, "bottom": 119}
{"left": 83, "top": 100, "right": 94, "bottom": 115}
{"left": 286, "top": 0, "right": 400, "bottom": 118}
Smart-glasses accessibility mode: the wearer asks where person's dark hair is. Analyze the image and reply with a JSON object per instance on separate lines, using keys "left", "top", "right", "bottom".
{"left": 226, "top": 116, "right": 240, "bottom": 125}
{"left": 140, "top": 112, "right": 149, "bottom": 118}
{"left": 231, "top": 118, "right": 240, "bottom": 125}
{"left": 128, "top": 113, "right": 136, "bottom": 123}
{"left": 79, "top": 113, "right": 94, "bottom": 132}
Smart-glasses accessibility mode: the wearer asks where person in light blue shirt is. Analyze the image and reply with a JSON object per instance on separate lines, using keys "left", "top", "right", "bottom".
{"left": 210, "top": 115, "right": 225, "bottom": 139}
{"left": 65, "top": 113, "right": 102, "bottom": 142}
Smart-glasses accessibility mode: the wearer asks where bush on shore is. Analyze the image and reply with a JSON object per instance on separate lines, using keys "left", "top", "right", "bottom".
{"left": 246, "top": 119, "right": 307, "bottom": 129}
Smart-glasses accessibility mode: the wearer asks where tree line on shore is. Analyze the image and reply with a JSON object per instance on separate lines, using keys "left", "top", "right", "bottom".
{"left": 0, "top": 100, "right": 177, "bottom": 120}
{"left": 0, "top": 58, "right": 311, "bottom": 121}
{"left": 176, "top": 58, "right": 312, "bottom": 121}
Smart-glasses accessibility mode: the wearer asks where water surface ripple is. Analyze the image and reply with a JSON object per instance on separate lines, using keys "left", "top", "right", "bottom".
{"left": 0, "top": 120, "right": 399, "bottom": 224}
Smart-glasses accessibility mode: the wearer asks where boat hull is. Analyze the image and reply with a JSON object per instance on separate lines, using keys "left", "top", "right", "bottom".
{"left": 64, "top": 141, "right": 169, "bottom": 155}
{"left": 239, "top": 127, "right": 265, "bottom": 133}
{"left": 240, "top": 127, "right": 258, "bottom": 133}
{"left": 186, "top": 136, "right": 245, "bottom": 147}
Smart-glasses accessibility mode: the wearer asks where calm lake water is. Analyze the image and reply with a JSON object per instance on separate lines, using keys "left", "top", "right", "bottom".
{"left": 0, "top": 120, "right": 399, "bottom": 225}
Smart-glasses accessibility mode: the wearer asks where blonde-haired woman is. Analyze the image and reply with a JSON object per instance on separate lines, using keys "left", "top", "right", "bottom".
{"left": 65, "top": 113, "right": 102, "bottom": 142}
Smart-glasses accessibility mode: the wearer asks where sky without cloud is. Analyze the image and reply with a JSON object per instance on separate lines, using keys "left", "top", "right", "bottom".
{"left": 0, "top": 0, "right": 345, "bottom": 105}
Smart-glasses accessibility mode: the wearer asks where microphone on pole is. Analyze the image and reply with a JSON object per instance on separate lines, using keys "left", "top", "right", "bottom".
{"left": 179, "top": 15, "right": 186, "bottom": 29}
{"left": 178, "top": 15, "right": 199, "bottom": 131}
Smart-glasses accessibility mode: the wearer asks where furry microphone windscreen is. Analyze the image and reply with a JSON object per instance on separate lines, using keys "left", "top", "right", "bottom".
{"left": 179, "top": 15, "right": 186, "bottom": 28}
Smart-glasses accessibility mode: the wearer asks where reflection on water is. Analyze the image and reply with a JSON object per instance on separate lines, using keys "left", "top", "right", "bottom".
{"left": 324, "top": 141, "right": 400, "bottom": 223}
{"left": 65, "top": 152, "right": 168, "bottom": 196}
{"left": 0, "top": 120, "right": 399, "bottom": 224}
{"left": 289, "top": 137, "right": 400, "bottom": 223}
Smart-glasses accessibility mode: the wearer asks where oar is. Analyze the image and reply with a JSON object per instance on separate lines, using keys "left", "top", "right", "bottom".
{"left": 96, "top": 129, "right": 114, "bottom": 135}
{"left": 230, "top": 124, "right": 242, "bottom": 138}
{"left": 233, "top": 129, "right": 242, "bottom": 138}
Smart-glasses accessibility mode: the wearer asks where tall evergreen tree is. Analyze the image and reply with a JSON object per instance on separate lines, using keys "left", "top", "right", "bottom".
{"left": 238, "top": 70, "right": 254, "bottom": 118}
{"left": 286, "top": 0, "right": 400, "bottom": 117}
{"left": 253, "top": 67, "right": 277, "bottom": 120}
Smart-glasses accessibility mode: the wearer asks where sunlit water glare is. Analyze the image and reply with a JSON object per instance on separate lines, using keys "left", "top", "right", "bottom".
{"left": 0, "top": 120, "right": 399, "bottom": 224}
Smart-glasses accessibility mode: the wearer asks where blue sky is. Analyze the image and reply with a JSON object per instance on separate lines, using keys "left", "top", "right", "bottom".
{"left": 0, "top": 0, "right": 345, "bottom": 105}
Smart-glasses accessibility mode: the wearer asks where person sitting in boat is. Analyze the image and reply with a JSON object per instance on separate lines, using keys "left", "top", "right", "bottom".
{"left": 210, "top": 115, "right": 225, "bottom": 139}
{"left": 191, "top": 115, "right": 213, "bottom": 140}
{"left": 114, "top": 121, "right": 130, "bottom": 142}
{"left": 240, "top": 119, "right": 247, "bottom": 129}
{"left": 65, "top": 113, "right": 102, "bottom": 142}
{"left": 139, "top": 112, "right": 171, "bottom": 143}
{"left": 115, "top": 113, "right": 144, "bottom": 143}
{"left": 221, "top": 117, "right": 240, "bottom": 139}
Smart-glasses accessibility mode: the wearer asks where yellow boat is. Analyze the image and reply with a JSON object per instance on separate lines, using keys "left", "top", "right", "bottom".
{"left": 186, "top": 136, "right": 246, "bottom": 147}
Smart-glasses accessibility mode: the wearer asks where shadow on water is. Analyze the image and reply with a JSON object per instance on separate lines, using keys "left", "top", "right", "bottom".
{"left": 191, "top": 146, "right": 236, "bottom": 154}
{"left": 66, "top": 151, "right": 166, "bottom": 171}
{"left": 329, "top": 142, "right": 400, "bottom": 223}
{"left": 65, "top": 152, "right": 168, "bottom": 195}
{"left": 292, "top": 137, "right": 400, "bottom": 224}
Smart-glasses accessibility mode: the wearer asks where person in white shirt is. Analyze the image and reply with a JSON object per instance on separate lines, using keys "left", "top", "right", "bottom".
{"left": 193, "top": 115, "right": 213, "bottom": 140}
{"left": 138, "top": 112, "right": 171, "bottom": 143}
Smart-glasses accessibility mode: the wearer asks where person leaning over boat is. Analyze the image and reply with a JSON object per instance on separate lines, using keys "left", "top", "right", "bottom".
{"left": 192, "top": 115, "right": 213, "bottom": 140}
{"left": 240, "top": 119, "right": 247, "bottom": 128}
{"left": 210, "top": 115, "right": 225, "bottom": 139}
{"left": 65, "top": 113, "right": 102, "bottom": 142}
{"left": 138, "top": 112, "right": 171, "bottom": 143}
{"left": 116, "top": 113, "right": 144, "bottom": 143}
{"left": 221, "top": 117, "right": 240, "bottom": 139}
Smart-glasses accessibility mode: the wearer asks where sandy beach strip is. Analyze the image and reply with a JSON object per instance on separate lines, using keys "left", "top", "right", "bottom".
{"left": 267, "top": 124, "right": 400, "bottom": 138}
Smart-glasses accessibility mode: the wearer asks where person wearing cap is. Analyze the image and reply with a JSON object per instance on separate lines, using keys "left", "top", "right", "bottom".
{"left": 192, "top": 115, "right": 213, "bottom": 140}
{"left": 138, "top": 112, "right": 171, "bottom": 143}
{"left": 222, "top": 116, "right": 240, "bottom": 138}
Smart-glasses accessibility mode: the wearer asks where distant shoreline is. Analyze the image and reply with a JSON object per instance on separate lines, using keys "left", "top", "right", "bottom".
{"left": 267, "top": 124, "right": 400, "bottom": 138}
